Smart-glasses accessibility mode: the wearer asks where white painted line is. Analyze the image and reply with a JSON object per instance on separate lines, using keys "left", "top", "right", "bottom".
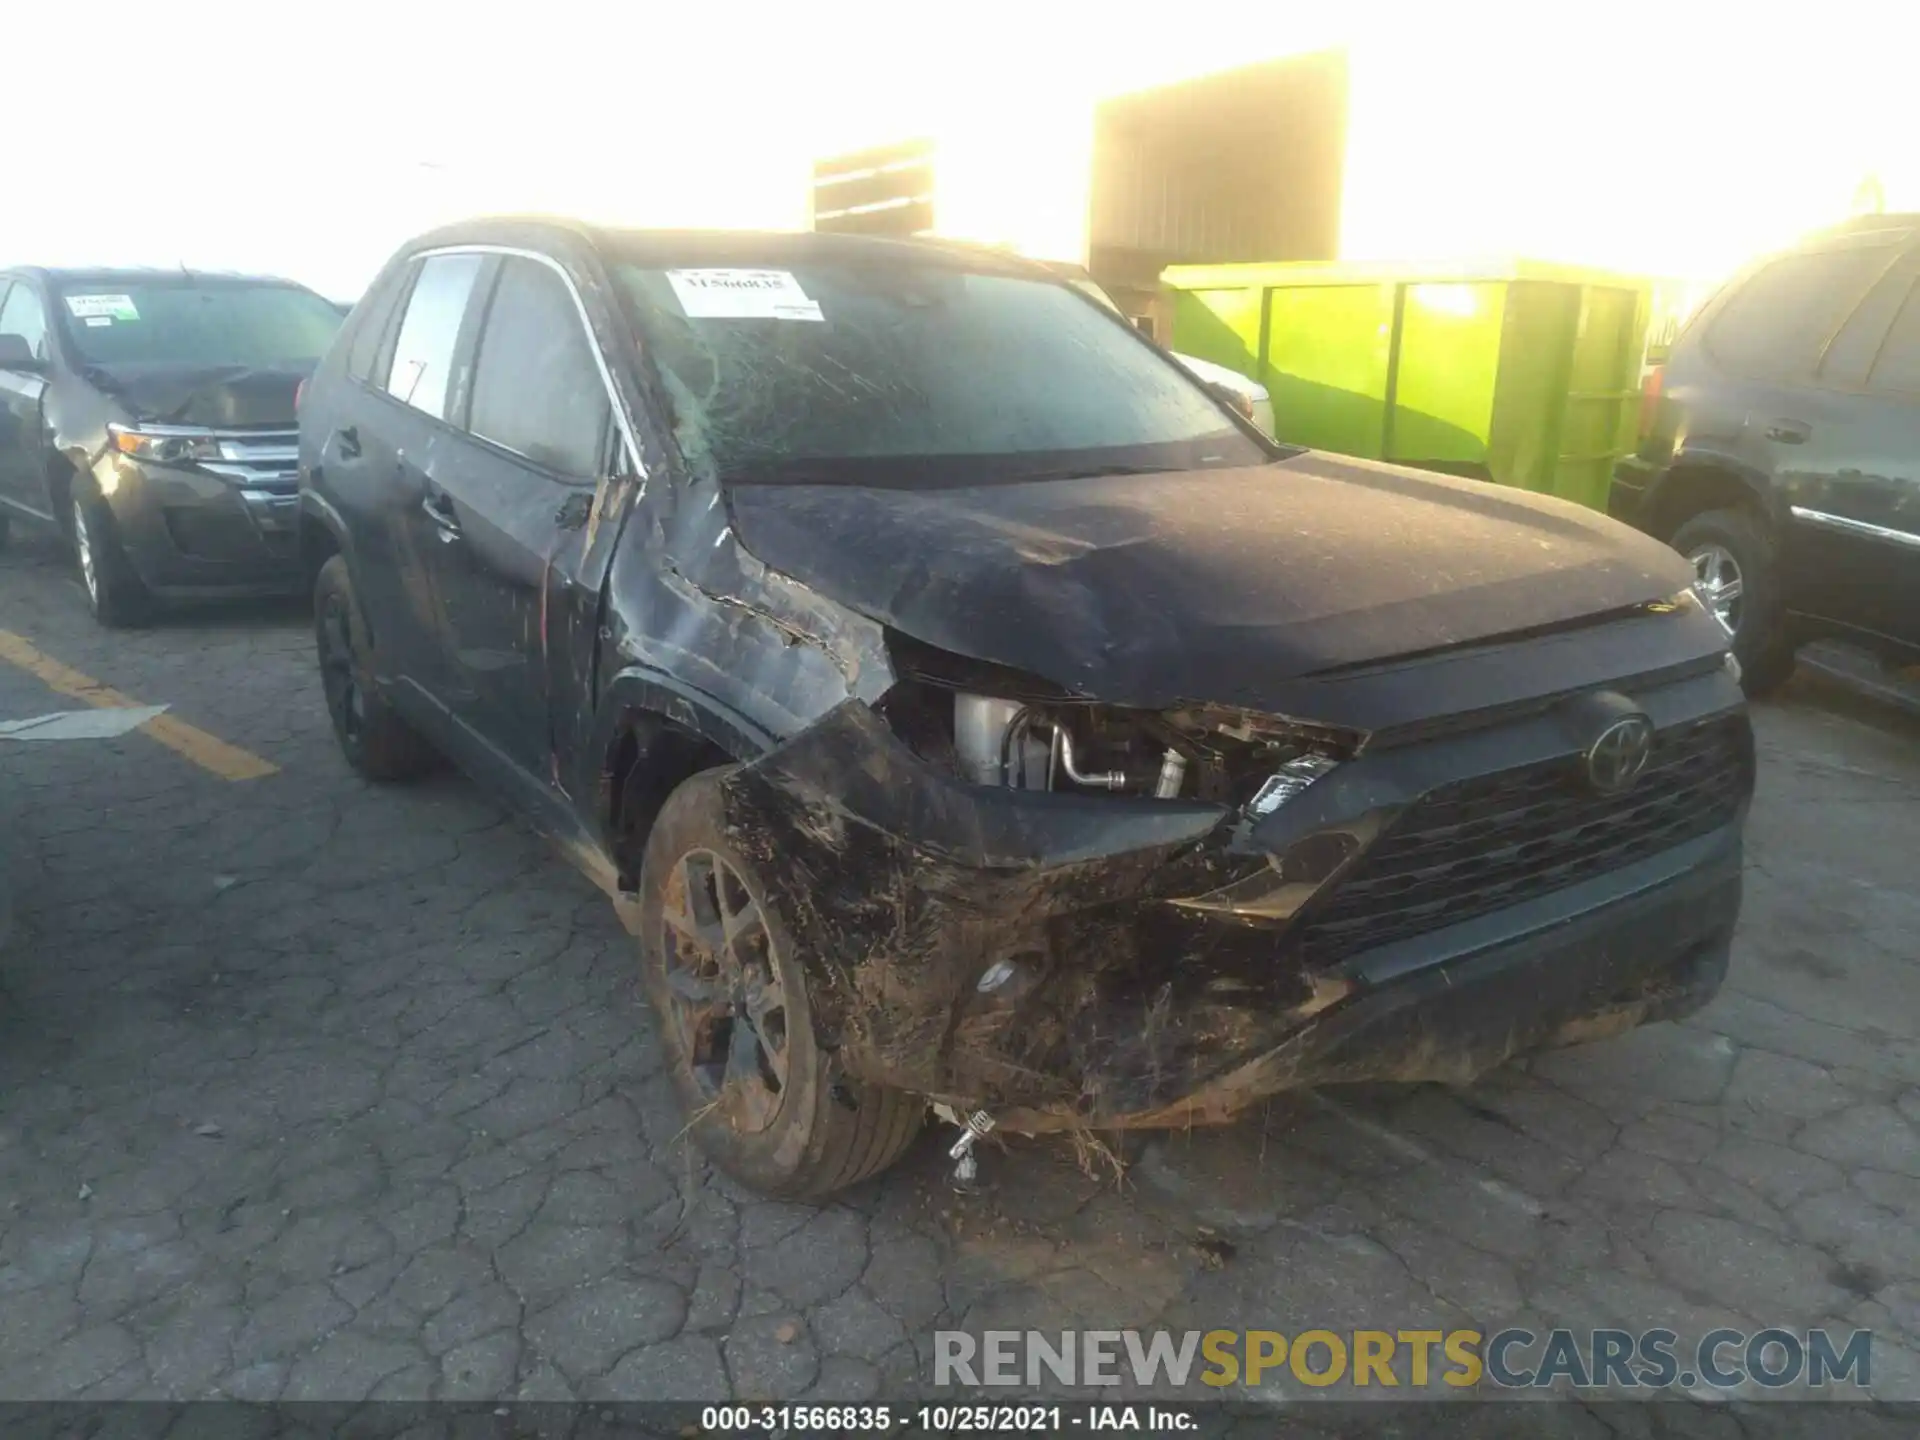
{"left": 0, "top": 705, "right": 169, "bottom": 741}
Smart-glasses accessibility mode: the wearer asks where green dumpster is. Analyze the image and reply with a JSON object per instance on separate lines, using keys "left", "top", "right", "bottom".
{"left": 1161, "top": 259, "right": 1654, "bottom": 513}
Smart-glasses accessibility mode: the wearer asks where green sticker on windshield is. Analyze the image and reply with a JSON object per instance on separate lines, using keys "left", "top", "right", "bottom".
{"left": 65, "top": 294, "right": 140, "bottom": 321}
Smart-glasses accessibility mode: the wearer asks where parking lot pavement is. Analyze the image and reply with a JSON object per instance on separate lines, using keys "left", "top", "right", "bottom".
{"left": 1, "top": 530, "right": 1918, "bottom": 1407}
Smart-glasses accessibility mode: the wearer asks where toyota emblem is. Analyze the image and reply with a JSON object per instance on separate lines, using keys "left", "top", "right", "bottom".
{"left": 1585, "top": 715, "right": 1654, "bottom": 794}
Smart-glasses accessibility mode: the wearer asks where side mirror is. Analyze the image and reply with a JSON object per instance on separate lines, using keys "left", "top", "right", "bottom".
{"left": 0, "top": 335, "right": 44, "bottom": 372}
{"left": 1206, "top": 380, "right": 1256, "bottom": 423}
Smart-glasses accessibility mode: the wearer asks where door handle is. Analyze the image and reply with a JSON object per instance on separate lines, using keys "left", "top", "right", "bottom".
{"left": 334, "top": 425, "right": 360, "bottom": 459}
{"left": 421, "top": 489, "right": 462, "bottom": 541}
{"left": 1765, "top": 419, "right": 1810, "bottom": 444}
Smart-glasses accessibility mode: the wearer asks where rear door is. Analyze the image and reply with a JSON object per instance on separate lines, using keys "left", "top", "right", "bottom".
{"left": 411, "top": 253, "right": 617, "bottom": 786}
{"left": 1679, "top": 235, "right": 1909, "bottom": 626}
{"left": 353, "top": 251, "right": 493, "bottom": 704}
{"left": 312, "top": 260, "right": 412, "bottom": 610}
{"left": 1788, "top": 249, "right": 1920, "bottom": 647}
{"left": 0, "top": 279, "right": 53, "bottom": 522}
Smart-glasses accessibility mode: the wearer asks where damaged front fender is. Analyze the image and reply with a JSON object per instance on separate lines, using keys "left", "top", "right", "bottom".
{"left": 713, "top": 700, "right": 1350, "bottom": 1123}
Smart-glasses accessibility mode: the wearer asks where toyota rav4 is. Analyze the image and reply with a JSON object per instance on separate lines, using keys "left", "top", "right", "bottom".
{"left": 299, "top": 219, "right": 1753, "bottom": 1196}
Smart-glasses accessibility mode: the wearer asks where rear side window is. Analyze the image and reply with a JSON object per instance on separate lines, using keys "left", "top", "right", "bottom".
{"left": 1867, "top": 282, "right": 1920, "bottom": 396}
{"left": 1707, "top": 246, "right": 1894, "bottom": 378}
{"left": 346, "top": 266, "right": 409, "bottom": 385}
{"left": 384, "top": 253, "right": 486, "bottom": 419}
{"left": 467, "top": 258, "right": 610, "bottom": 479}
{"left": 0, "top": 283, "right": 49, "bottom": 361}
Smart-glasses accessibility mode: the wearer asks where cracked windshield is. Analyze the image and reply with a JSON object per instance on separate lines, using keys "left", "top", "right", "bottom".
{"left": 0, "top": 1, "right": 1914, "bottom": 1430}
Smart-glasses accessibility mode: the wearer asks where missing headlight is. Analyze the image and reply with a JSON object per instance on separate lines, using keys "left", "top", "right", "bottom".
{"left": 876, "top": 635, "right": 1356, "bottom": 803}
{"left": 940, "top": 689, "right": 1346, "bottom": 803}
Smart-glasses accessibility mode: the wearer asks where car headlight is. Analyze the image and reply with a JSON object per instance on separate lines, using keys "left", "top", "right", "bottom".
{"left": 108, "top": 424, "right": 222, "bottom": 464}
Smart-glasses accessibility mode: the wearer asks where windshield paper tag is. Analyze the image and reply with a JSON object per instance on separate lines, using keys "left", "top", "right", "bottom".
{"left": 65, "top": 294, "right": 139, "bottom": 321}
{"left": 665, "top": 269, "right": 823, "bottom": 322}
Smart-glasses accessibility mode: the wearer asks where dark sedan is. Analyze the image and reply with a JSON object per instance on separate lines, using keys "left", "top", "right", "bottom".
{"left": 0, "top": 267, "right": 342, "bottom": 625}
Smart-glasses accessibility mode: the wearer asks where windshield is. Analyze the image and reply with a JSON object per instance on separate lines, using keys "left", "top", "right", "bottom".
{"left": 54, "top": 281, "right": 343, "bottom": 369}
{"left": 608, "top": 255, "right": 1267, "bottom": 485}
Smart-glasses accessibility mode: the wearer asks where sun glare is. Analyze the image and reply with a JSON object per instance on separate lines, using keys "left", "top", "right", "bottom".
{"left": 6, "top": 2, "right": 1903, "bottom": 301}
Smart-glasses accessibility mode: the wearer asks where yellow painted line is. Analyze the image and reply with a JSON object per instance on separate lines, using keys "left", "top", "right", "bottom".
{"left": 0, "top": 630, "right": 278, "bottom": 781}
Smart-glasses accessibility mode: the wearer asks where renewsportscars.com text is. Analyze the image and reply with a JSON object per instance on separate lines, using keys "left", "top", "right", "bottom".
{"left": 934, "top": 1328, "right": 1872, "bottom": 1391}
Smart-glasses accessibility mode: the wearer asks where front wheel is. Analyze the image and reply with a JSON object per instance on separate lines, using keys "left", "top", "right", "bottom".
{"left": 71, "top": 483, "right": 150, "bottom": 627}
{"left": 638, "top": 769, "right": 924, "bottom": 1197}
{"left": 1670, "top": 508, "right": 1796, "bottom": 696}
{"left": 313, "top": 555, "right": 438, "bottom": 781}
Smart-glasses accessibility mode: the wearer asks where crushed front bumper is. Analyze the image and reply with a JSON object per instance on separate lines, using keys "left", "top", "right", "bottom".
{"left": 718, "top": 671, "right": 1751, "bottom": 1132}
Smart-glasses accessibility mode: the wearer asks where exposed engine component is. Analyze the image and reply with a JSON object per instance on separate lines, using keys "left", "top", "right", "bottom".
{"left": 953, "top": 694, "right": 1050, "bottom": 788}
{"left": 1154, "top": 749, "right": 1189, "bottom": 799}
{"left": 1049, "top": 725, "right": 1126, "bottom": 791}
{"left": 942, "top": 689, "right": 1341, "bottom": 804}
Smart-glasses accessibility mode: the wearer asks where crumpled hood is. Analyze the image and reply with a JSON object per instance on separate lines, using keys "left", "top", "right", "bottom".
{"left": 92, "top": 363, "right": 306, "bottom": 427}
{"left": 725, "top": 452, "right": 1699, "bottom": 712}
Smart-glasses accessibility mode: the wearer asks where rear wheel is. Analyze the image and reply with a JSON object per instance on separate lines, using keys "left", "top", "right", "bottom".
{"left": 71, "top": 483, "right": 150, "bottom": 627}
{"left": 1670, "top": 508, "right": 1795, "bottom": 696}
{"left": 313, "top": 555, "right": 438, "bottom": 780}
{"left": 639, "top": 769, "right": 924, "bottom": 1197}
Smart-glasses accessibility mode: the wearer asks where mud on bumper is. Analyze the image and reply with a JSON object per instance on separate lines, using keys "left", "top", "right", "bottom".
{"left": 717, "top": 697, "right": 1747, "bottom": 1133}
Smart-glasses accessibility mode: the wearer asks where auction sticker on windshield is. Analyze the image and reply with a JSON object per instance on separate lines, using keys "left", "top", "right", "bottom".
{"left": 64, "top": 294, "right": 139, "bottom": 321}
{"left": 666, "top": 269, "right": 823, "bottom": 321}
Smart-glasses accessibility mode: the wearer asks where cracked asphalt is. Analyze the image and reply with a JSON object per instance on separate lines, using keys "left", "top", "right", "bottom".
{"left": 1, "top": 529, "right": 1918, "bottom": 1409}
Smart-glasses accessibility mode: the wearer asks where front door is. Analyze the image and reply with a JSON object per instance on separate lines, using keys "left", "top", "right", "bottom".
{"left": 0, "top": 280, "right": 54, "bottom": 522}
{"left": 412, "top": 255, "right": 616, "bottom": 785}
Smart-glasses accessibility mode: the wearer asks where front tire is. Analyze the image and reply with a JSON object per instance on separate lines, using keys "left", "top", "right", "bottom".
{"left": 71, "top": 483, "right": 150, "bottom": 628}
{"left": 1670, "top": 508, "right": 1795, "bottom": 696}
{"left": 639, "top": 769, "right": 924, "bottom": 1197}
{"left": 313, "top": 555, "right": 438, "bottom": 781}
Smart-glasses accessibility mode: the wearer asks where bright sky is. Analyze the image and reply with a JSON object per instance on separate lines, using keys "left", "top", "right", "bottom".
{"left": 10, "top": 1, "right": 1906, "bottom": 301}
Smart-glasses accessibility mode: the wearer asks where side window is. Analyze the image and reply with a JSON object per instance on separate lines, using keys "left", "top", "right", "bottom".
{"left": 0, "top": 282, "right": 49, "bottom": 360}
{"left": 1866, "top": 281, "right": 1920, "bottom": 396}
{"left": 384, "top": 253, "right": 486, "bottom": 419}
{"left": 466, "top": 258, "right": 612, "bottom": 479}
{"left": 346, "top": 265, "right": 409, "bottom": 385}
{"left": 1707, "top": 245, "right": 1896, "bottom": 379}
{"left": 1815, "top": 272, "right": 1905, "bottom": 388}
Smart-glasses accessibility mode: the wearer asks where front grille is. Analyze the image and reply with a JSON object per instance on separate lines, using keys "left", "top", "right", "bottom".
{"left": 204, "top": 429, "right": 299, "bottom": 488}
{"left": 215, "top": 430, "right": 298, "bottom": 464}
{"left": 1293, "top": 713, "right": 1750, "bottom": 967}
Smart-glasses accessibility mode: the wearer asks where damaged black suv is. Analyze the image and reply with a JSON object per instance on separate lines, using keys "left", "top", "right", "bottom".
{"left": 300, "top": 219, "right": 1753, "bottom": 1197}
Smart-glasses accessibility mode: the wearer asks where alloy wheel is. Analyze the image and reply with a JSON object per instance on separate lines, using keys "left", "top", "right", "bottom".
{"left": 658, "top": 847, "right": 791, "bottom": 1135}
{"left": 73, "top": 497, "right": 98, "bottom": 606}
{"left": 1688, "top": 542, "right": 1744, "bottom": 634}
